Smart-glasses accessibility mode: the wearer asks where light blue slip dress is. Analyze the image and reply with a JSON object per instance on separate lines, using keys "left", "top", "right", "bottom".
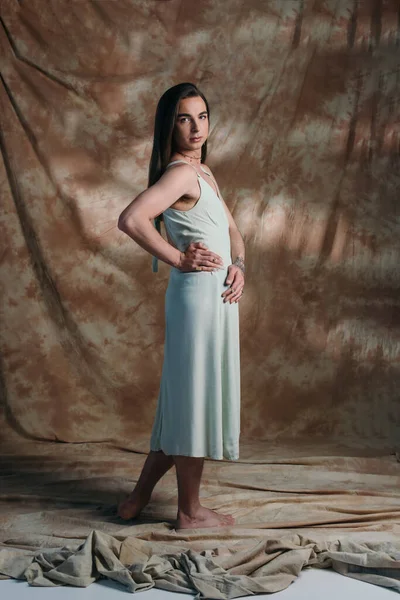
{"left": 149, "top": 159, "right": 240, "bottom": 460}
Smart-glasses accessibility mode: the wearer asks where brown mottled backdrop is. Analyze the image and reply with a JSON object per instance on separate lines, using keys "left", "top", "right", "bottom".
{"left": 1, "top": 0, "right": 400, "bottom": 592}
{"left": 1, "top": 0, "right": 399, "bottom": 447}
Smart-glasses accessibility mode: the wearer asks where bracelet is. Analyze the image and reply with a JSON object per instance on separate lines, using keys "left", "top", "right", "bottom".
{"left": 233, "top": 255, "right": 245, "bottom": 274}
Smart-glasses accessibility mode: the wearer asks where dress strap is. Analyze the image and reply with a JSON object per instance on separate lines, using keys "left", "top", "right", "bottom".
{"left": 166, "top": 159, "right": 200, "bottom": 177}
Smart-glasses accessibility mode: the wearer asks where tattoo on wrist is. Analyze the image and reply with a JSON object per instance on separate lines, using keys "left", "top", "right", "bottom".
{"left": 233, "top": 255, "right": 245, "bottom": 274}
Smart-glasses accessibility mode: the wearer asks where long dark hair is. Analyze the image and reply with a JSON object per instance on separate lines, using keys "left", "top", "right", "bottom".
{"left": 149, "top": 82, "right": 210, "bottom": 217}
{"left": 149, "top": 83, "right": 210, "bottom": 272}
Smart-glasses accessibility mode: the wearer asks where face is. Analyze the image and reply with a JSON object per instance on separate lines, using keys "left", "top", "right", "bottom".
{"left": 172, "top": 96, "right": 209, "bottom": 153}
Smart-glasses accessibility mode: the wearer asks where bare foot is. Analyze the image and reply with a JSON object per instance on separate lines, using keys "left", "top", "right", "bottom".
{"left": 117, "top": 490, "right": 151, "bottom": 520}
{"left": 176, "top": 505, "right": 235, "bottom": 529}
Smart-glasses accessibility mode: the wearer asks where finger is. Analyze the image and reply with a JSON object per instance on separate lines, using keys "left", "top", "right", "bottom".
{"left": 223, "top": 286, "right": 244, "bottom": 303}
{"left": 197, "top": 250, "right": 224, "bottom": 265}
{"left": 222, "top": 273, "right": 239, "bottom": 295}
{"left": 201, "top": 260, "right": 225, "bottom": 269}
{"left": 222, "top": 285, "right": 236, "bottom": 297}
{"left": 193, "top": 259, "right": 223, "bottom": 270}
{"left": 232, "top": 288, "right": 244, "bottom": 302}
{"left": 190, "top": 264, "right": 216, "bottom": 272}
{"left": 208, "top": 253, "right": 224, "bottom": 264}
{"left": 225, "top": 276, "right": 244, "bottom": 291}
{"left": 222, "top": 288, "right": 236, "bottom": 302}
{"left": 234, "top": 290, "right": 244, "bottom": 303}
{"left": 224, "top": 271, "right": 238, "bottom": 286}
{"left": 229, "top": 288, "right": 244, "bottom": 303}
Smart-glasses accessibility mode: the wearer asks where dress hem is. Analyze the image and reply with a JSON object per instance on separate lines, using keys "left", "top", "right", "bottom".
{"left": 150, "top": 443, "right": 239, "bottom": 461}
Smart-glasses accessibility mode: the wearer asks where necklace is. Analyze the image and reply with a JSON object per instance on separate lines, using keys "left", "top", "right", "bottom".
{"left": 177, "top": 151, "right": 202, "bottom": 163}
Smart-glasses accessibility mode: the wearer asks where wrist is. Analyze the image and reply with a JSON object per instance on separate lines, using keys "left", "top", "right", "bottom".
{"left": 232, "top": 255, "right": 245, "bottom": 274}
{"left": 174, "top": 250, "right": 184, "bottom": 270}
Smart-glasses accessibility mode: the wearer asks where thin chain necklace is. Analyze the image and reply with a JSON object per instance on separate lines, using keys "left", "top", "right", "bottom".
{"left": 177, "top": 151, "right": 202, "bottom": 163}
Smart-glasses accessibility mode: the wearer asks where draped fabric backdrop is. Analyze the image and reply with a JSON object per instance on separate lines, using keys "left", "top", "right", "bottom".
{"left": 0, "top": 0, "right": 400, "bottom": 595}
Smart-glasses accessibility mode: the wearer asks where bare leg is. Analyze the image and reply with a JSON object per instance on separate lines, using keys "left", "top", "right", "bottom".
{"left": 173, "top": 455, "right": 235, "bottom": 529}
{"left": 117, "top": 450, "right": 174, "bottom": 519}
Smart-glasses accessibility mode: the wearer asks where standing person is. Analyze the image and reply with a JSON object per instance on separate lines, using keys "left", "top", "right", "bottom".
{"left": 117, "top": 83, "right": 245, "bottom": 529}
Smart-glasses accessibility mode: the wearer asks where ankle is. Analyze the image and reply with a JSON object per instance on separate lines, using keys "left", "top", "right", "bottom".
{"left": 128, "top": 485, "right": 152, "bottom": 500}
{"left": 177, "top": 502, "right": 202, "bottom": 519}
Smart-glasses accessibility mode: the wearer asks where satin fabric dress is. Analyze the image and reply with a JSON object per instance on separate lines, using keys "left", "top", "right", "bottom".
{"left": 150, "top": 160, "right": 240, "bottom": 460}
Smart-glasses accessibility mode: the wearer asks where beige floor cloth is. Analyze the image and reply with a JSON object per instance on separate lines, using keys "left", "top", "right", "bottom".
{"left": 1, "top": 435, "right": 399, "bottom": 596}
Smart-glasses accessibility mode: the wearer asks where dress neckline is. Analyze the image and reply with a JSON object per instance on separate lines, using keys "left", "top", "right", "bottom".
{"left": 198, "top": 173, "right": 221, "bottom": 201}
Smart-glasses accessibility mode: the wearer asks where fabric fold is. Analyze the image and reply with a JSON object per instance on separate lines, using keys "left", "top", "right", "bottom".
{"left": 1, "top": 529, "right": 400, "bottom": 597}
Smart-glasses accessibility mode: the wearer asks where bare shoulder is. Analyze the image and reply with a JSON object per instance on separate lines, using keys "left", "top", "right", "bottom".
{"left": 161, "top": 161, "right": 197, "bottom": 183}
{"left": 165, "top": 161, "right": 194, "bottom": 174}
{"left": 160, "top": 161, "right": 199, "bottom": 204}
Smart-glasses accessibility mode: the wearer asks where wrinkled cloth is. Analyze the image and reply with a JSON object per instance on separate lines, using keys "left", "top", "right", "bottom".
{"left": 0, "top": 438, "right": 399, "bottom": 595}
{"left": 1, "top": 530, "right": 400, "bottom": 597}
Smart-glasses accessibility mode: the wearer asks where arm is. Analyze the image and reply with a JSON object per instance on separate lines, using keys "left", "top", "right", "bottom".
{"left": 202, "top": 166, "right": 245, "bottom": 303}
{"left": 201, "top": 166, "right": 245, "bottom": 272}
{"left": 117, "top": 165, "right": 195, "bottom": 269}
{"left": 117, "top": 165, "right": 224, "bottom": 272}
{"left": 226, "top": 220, "right": 245, "bottom": 272}
{"left": 219, "top": 193, "right": 246, "bottom": 302}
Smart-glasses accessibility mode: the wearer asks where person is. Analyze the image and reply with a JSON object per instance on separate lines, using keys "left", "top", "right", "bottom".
{"left": 117, "top": 83, "right": 245, "bottom": 529}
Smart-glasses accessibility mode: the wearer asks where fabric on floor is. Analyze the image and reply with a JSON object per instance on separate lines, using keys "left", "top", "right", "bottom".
{"left": 1, "top": 529, "right": 400, "bottom": 597}
{"left": 0, "top": 437, "right": 399, "bottom": 596}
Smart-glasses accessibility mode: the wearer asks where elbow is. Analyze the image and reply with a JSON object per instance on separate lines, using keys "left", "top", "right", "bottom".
{"left": 118, "top": 214, "right": 136, "bottom": 233}
{"left": 117, "top": 215, "right": 128, "bottom": 232}
{"left": 118, "top": 213, "right": 151, "bottom": 236}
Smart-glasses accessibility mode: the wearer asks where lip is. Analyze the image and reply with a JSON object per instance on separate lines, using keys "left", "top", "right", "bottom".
{"left": 190, "top": 136, "right": 202, "bottom": 141}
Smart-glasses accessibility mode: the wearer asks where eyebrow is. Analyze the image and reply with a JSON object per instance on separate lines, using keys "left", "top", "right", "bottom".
{"left": 177, "top": 111, "right": 208, "bottom": 118}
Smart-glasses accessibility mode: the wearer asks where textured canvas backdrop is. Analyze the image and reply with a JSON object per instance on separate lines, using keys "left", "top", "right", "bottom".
{"left": 1, "top": 0, "right": 400, "bottom": 447}
{"left": 1, "top": 2, "right": 400, "bottom": 592}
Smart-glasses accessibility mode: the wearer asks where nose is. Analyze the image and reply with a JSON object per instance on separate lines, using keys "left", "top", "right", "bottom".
{"left": 191, "top": 119, "right": 200, "bottom": 133}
